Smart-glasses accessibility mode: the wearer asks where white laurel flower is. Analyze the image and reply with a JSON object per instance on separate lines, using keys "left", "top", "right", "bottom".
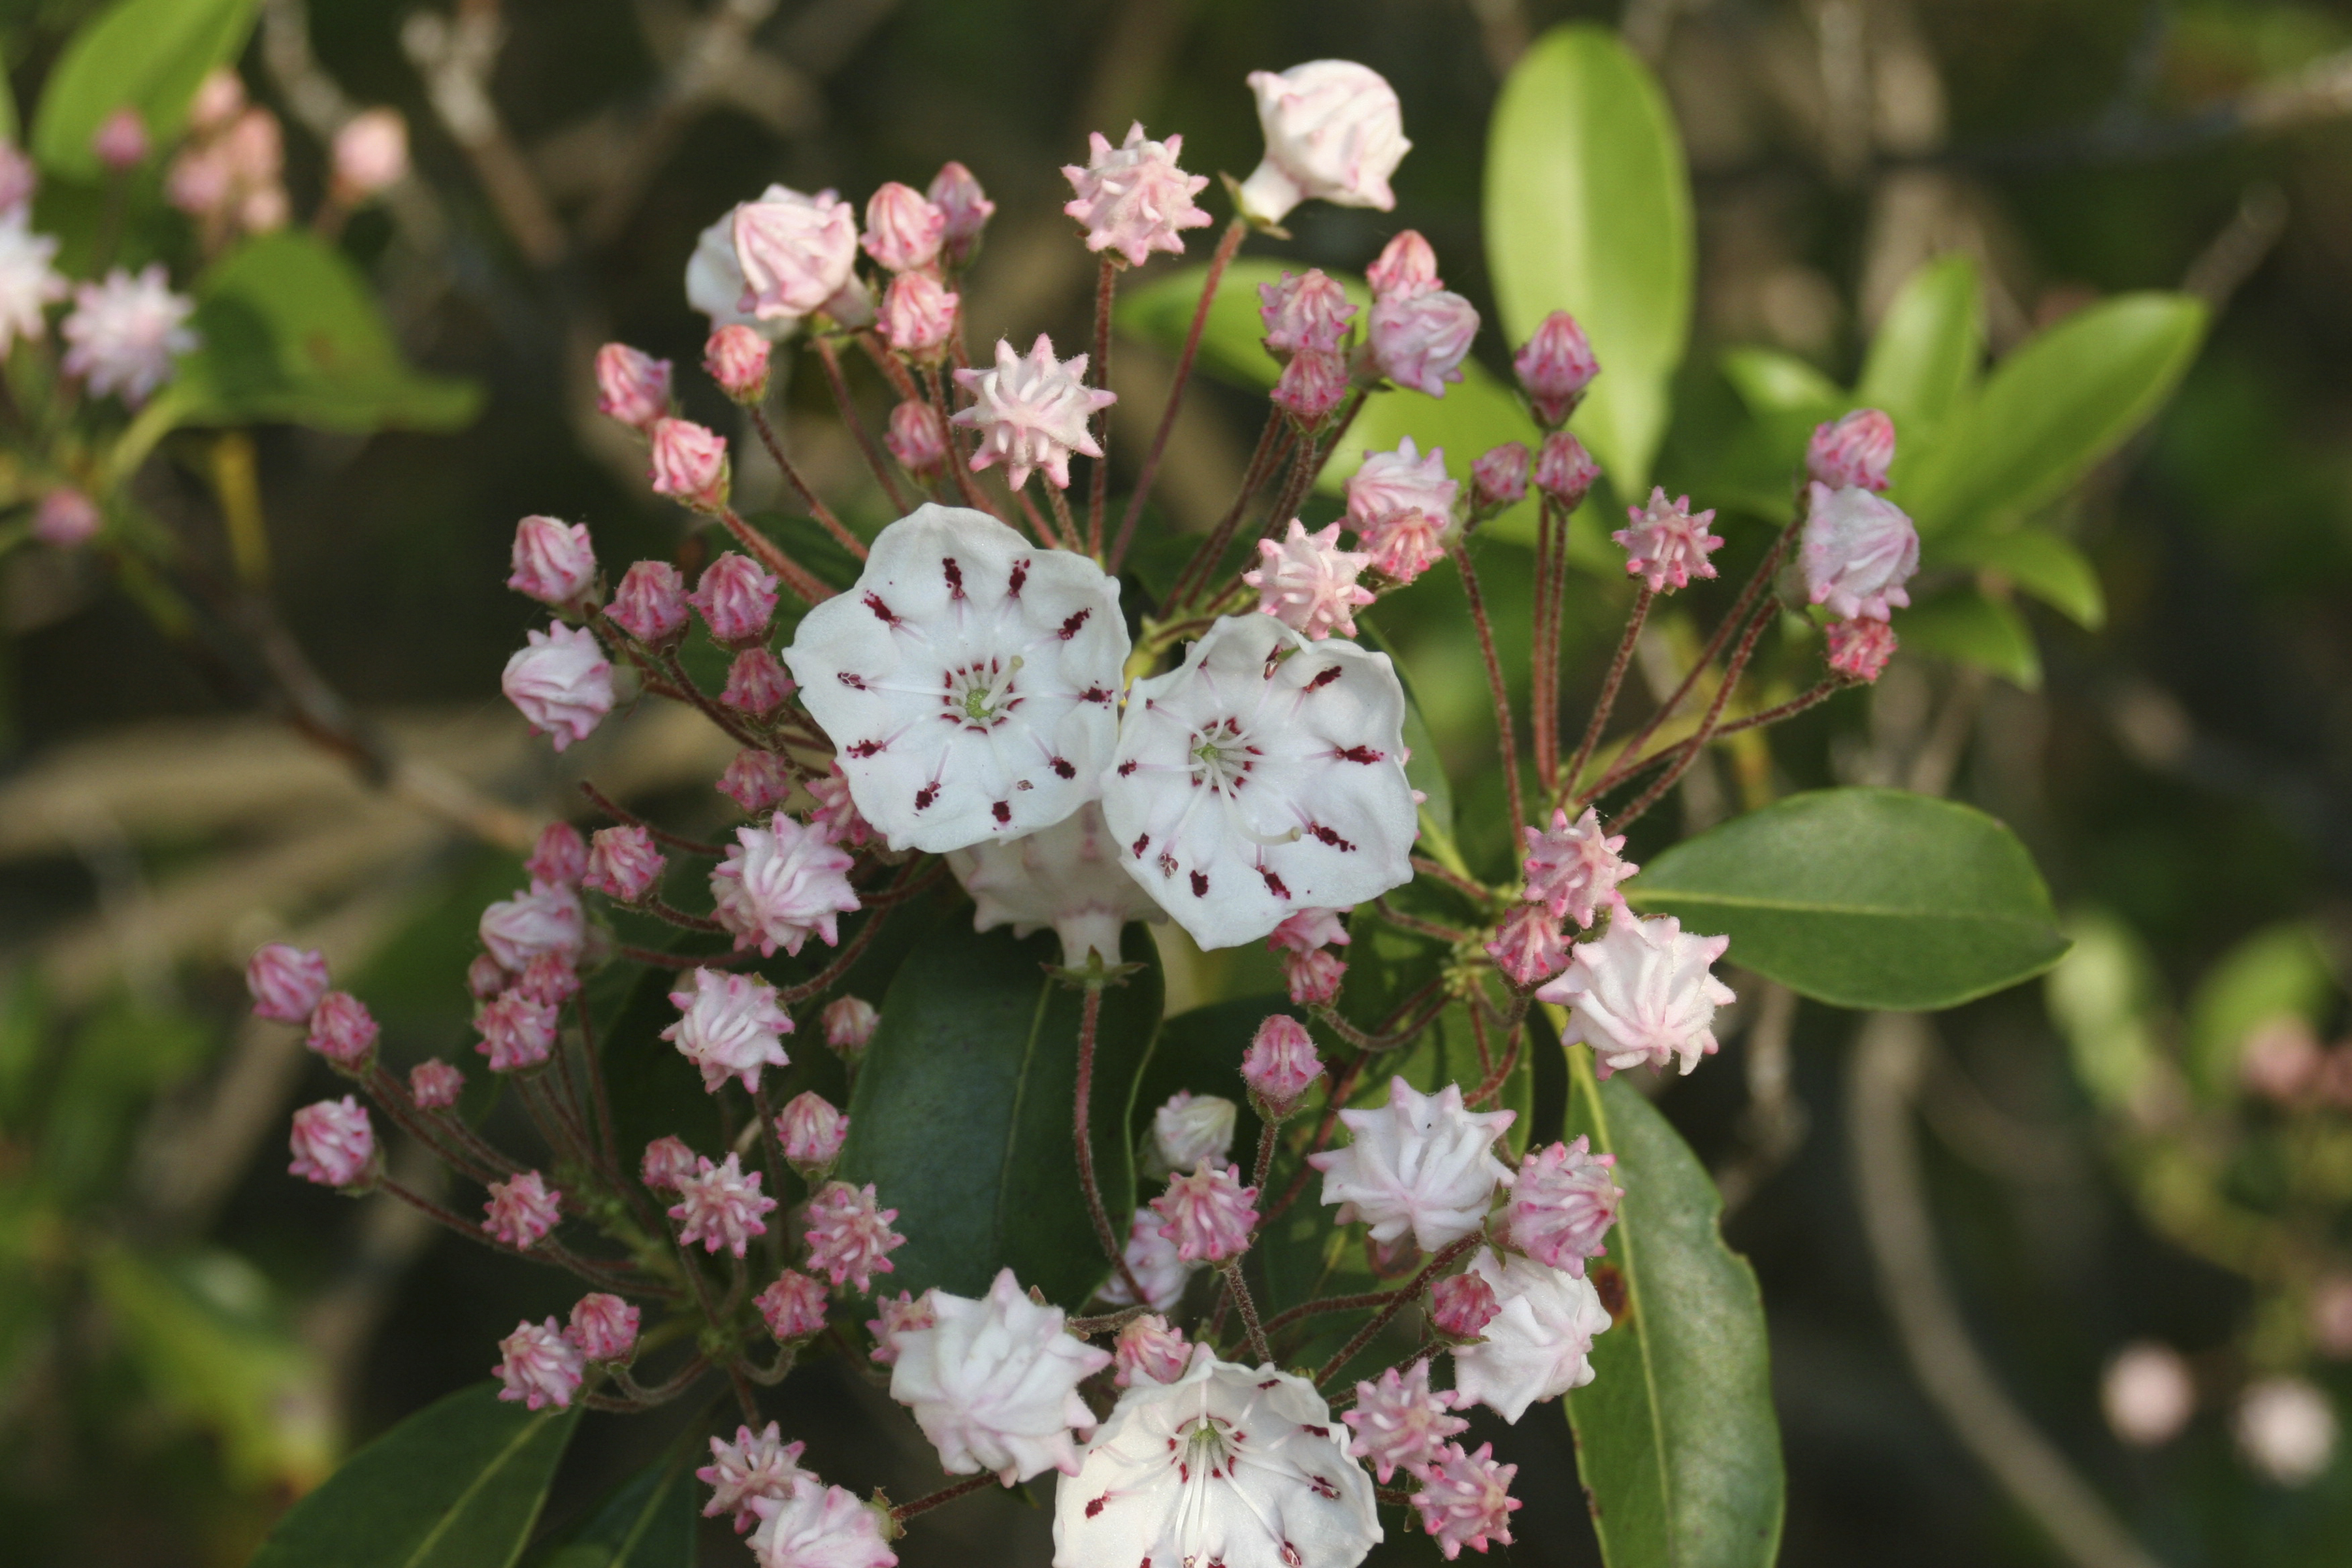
{"left": 687, "top": 203, "right": 791, "bottom": 340}
{"left": 786, "top": 504, "right": 1130, "bottom": 856}
{"left": 1145, "top": 1090, "right": 1237, "bottom": 1178}
{"left": 1052, "top": 1348, "right": 1382, "bottom": 1568}
{"left": 1307, "top": 1077, "right": 1514, "bottom": 1252}
{"left": 1448, "top": 1247, "right": 1611, "bottom": 1423}
{"left": 949, "top": 334, "right": 1117, "bottom": 491}
{"left": 1243, "top": 519, "right": 1375, "bottom": 641}
{"left": 1235, "top": 60, "right": 1411, "bottom": 228}
{"left": 1096, "top": 1206, "right": 1198, "bottom": 1313}
{"left": 746, "top": 1480, "right": 897, "bottom": 1568}
{"left": 0, "top": 216, "right": 66, "bottom": 353}
{"left": 61, "top": 263, "right": 197, "bottom": 405}
{"left": 1098, "top": 614, "right": 1416, "bottom": 950}
{"left": 945, "top": 799, "right": 1163, "bottom": 967}
{"left": 889, "top": 1267, "right": 1111, "bottom": 1484}
{"left": 1536, "top": 910, "right": 1735, "bottom": 1077}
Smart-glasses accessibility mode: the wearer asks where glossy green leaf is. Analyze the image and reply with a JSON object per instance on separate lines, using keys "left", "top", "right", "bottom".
{"left": 1931, "top": 528, "right": 2105, "bottom": 629}
{"left": 1485, "top": 24, "right": 1693, "bottom": 492}
{"left": 248, "top": 1382, "right": 581, "bottom": 1568}
{"left": 836, "top": 920, "right": 1164, "bottom": 1308}
{"left": 1628, "top": 788, "right": 2068, "bottom": 1011}
{"left": 163, "top": 231, "right": 482, "bottom": 436}
{"left": 1563, "top": 1051, "right": 1782, "bottom": 1568}
{"left": 0, "top": 70, "right": 17, "bottom": 144}
{"left": 2045, "top": 908, "right": 2164, "bottom": 1110}
{"left": 529, "top": 1450, "right": 696, "bottom": 1568}
{"left": 1719, "top": 348, "right": 1842, "bottom": 419}
{"left": 1896, "top": 583, "right": 2043, "bottom": 689}
{"left": 1898, "top": 293, "right": 2206, "bottom": 534}
{"left": 1857, "top": 254, "right": 1982, "bottom": 434}
{"left": 2184, "top": 921, "right": 2336, "bottom": 1100}
{"left": 32, "top": 0, "right": 257, "bottom": 178}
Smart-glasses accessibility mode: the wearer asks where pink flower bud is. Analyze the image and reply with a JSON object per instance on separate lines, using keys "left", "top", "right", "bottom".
{"left": 721, "top": 648, "right": 796, "bottom": 716}
{"left": 306, "top": 990, "right": 379, "bottom": 1067}
{"left": 648, "top": 417, "right": 731, "bottom": 512}
{"left": 289, "top": 1096, "right": 375, "bottom": 1186}
{"left": 246, "top": 942, "right": 330, "bottom": 1022}
{"left": 806, "top": 764, "right": 875, "bottom": 849}
{"left": 1514, "top": 310, "right": 1598, "bottom": 427}
{"left": 1507, "top": 1137, "right": 1622, "bottom": 1275}
{"left": 1271, "top": 349, "right": 1348, "bottom": 427}
{"left": 606, "top": 560, "right": 690, "bottom": 644}
{"left": 732, "top": 188, "right": 858, "bottom": 324}
{"left": 1471, "top": 443, "right": 1530, "bottom": 513}
{"left": 862, "top": 180, "right": 947, "bottom": 274}
{"left": 1061, "top": 123, "right": 1210, "bottom": 268}
{"left": 466, "top": 953, "right": 510, "bottom": 1001}
{"left": 1613, "top": 488, "right": 1722, "bottom": 593}
{"left": 1151, "top": 1162, "right": 1259, "bottom": 1264}
{"left": 92, "top": 106, "right": 149, "bottom": 171}
{"left": 33, "top": 487, "right": 101, "bottom": 547}
{"left": 1269, "top": 907, "right": 1350, "bottom": 954}
{"left": 718, "top": 749, "right": 795, "bottom": 815}
{"left": 877, "top": 272, "right": 958, "bottom": 362}
{"left": 585, "top": 825, "right": 665, "bottom": 902}
{"left": 508, "top": 515, "right": 598, "bottom": 609}
{"left": 776, "top": 1091, "right": 848, "bottom": 1175}
{"left": 1113, "top": 1313, "right": 1190, "bottom": 1386}
{"left": 1237, "top": 61, "right": 1409, "bottom": 226}
{"left": 885, "top": 398, "right": 948, "bottom": 474}
{"left": 823, "top": 996, "right": 879, "bottom": 1059}
{"left": 866, "top": 1289, "right": 935, "bottom": 1365}
{"left": 512, "top": 951, "right": 580, "bottom": 1008}
{"left": 525, "top": 821, "right": 588, "bottom": 887}
{"left": 640, "top": 1135, "right": 698, "bottom": 1191}
{"left": 691, "top": 551, "right": 777, "bottom": 645}
{"left": 1533, "top": 431, "right": 1599, "bottom": 509}
{"left": 495, "top": 1318, "right": 583, "bottom": 1410}
{"left": 332, "top": 108, "right": 408, "bottom": 197}
{"left": 409, "top": 1058, "right": 465, "bottom": 1109}
{"left": 1282, "top": 947, "right": 1348, "bottom": 1005}
{"left": 1824, "top": 617, "right": 1897, "bottom": 683}
{"left": 1367, "top": 230, "right": 1441, "bottom": 301}
{"left": 1428, "top": 1271, "right": 1499, "bottom": 1340}
{"left": 704, "top": 325, "right": 771, "bottom": 404}
{"left": 1486, "top": 904, "right": 1569, "bottom": 988}
{"left": 928, "top": 161, "right": 996, "bottom": 261}
{"left": 567, "top": 1292, "right": 640, "bottom": 1362}
{"left": 189, "top": 69, "right": 245, "bottom": 136}
{"left": 1258, "top": 269, "right": 1357, "bottom": 355}
{"left": 1801, "top": 483, "right": 1918, "bottom": 621}
{"left": 757, "top": 1270, "right": 830, "bottom": 1342}
{"left": 802, "top": 1179, "right": 905, "bottom": 1292}
{"left": 1242, "top": 1014, "right": 1324, "bottom": 1113}
{"left": 502, "top": 624, "right": 613, "bottom": 752}
{"left": 484, "top": 1169, "right": 563, "bottom": 1249}
{"left": 1369, "top": 287, "right": 1478, "bottom": 398}
{"left": 477, "top": 990, "right": 557, "bottom": 1072}
{"left": 594, "top": 343, "right": 672, "bottom": 431}
{"left": 1807, "top": 408, "right": 1896, "bottom": 493}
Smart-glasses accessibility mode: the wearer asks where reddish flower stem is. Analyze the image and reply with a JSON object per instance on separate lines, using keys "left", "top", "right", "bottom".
{"left": 1163, "top": 412, "right": 1289, "bottom": 612}
{"left": 1113, "top": 216, "right": 1245, "bottom": 574}
{"left": 1448, "top": 538, "right": 1527, "bottom": 851}
{"left": 813, "top": 335, "right": 915, "bottom": 514}
{"left": 747, "top": 405, "right": 867, "bottom": 561}
{"left": 717, "top": 507, "right": 834, "bottom": 608}
{"left": 1609, "top": 596, "right": 1779, "bottom": 830}
{"left": 1315, "top": 1235, "right": 1478, "bottom": 1388}
{"left": 576, "top": 780, "right": 728, "bottom": 855}
{"left": 1221, "top": 1260, "right": 1273, "bottom": 1365}
{"left": 1088, "top": 254, "right": 1117, "bottom": 559}
{"left": 1074, "top": 983, "right": 1151, "bottom": 1304}
{"left": 892, "top": 1472, "right": 998, "bottom": 1523}
{"left": 1561, "top": 583, "right": 1653, "bottom": 805}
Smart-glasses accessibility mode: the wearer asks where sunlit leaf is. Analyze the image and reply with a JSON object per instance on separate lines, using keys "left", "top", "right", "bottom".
{"left": 31, "top": 0, "right": 257, "bottom": 178}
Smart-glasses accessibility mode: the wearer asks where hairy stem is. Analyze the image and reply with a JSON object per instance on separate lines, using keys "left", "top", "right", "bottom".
{"left": 1088, "top": 255, "right": 1117, "bottom": 559}
{"left": 1074, "top": 984, "right": 1150, "bottom": 1303}
{"left": 747, "top": 405, "right": 867, "bottom": 560}
{"left": 1449, "top": 538, "right": 1527, "bottom": 849}
{"left": 1113, "top": 217, "right": 1245, "bottom": 573}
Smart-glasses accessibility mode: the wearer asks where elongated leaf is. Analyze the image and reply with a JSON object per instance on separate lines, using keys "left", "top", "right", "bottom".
{"left": 1720, "top": 348, "right": 1841, "bottom": 418}
{"left": 1898, "top": 293, "right": 2205, "bottom": 534}
{"left": 1931, "top": 527, "right": 2104, "bottom": 629}
{"left": 1857, "top": 253, "right": 1983, "bottom": 435}
{"left": 1897, "top": 583, "right": 2043, "bottom": 689}
{"left": 32, "top": 0, "right": 257, "bottom": 177}
{"left": 249, "top": 1382, "right": 581, "bottom": 1568}
{"left": 165, "top": 230, "right": 482, "bottom": 435}
{"left": 836, "top": 920, "right": 1164, "bottom": 1308}
{"left": 1485, "top": 24, "right": 1693, "bottom": 492}
{"left": 1628, "top": 788, "right": 2067, "bottom": 1010}
{"left": 530, "top": 1450, "right": 696, "bottom": 1568}
{"left": 1563, "top": 1050, "right": 1782, "bottom": 1568}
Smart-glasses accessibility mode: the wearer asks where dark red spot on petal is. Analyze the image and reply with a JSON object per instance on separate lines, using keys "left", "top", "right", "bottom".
{"left": 1308, "top": 666, "right": 1343, "bottom": 690}
{"left": 1008, "top": 559, "right": 1028, "bottom": 595}
{"left": 1051, "top": 757, "right": 1075, "bottom": 779}
{"left": 1086, "top": 1495, "right": 1107, "bottom": 1518}
{"left": 1190, "top": 871, "right": 1209, "bottom": 898}
{"left": 1132, "top": 834, "right": 1149, "bottom": 858}
{"left": 1260, "top": 867, "right": 1291, "bottom": 899}
{"left": 1310, "top": 823, "right": 1357, "bottom": 853}
{"left": 1081, "top": 685, "right": 1112, "bottom": 705}
{"left": 1117, "top": 760, "right": 1137, "bottom": 777}
{"left": 1333, "top": 745, "right": 1384, "bottom": 764}
{"left": 943, "top": 557, "right": 965, "bottom": 597}
{"left": 1056, "top": 608, "right": 1092, "bottom": 640}
{"left": 915, "top": 785, "right": 938, "bottom": 810}
{"left": 1258, "top": 1379, "right": 1281, "bottom": 1390}
{"left": 864, "top": 592, "right": 900, "bottom": 625}
{"left": 847, "top": 740, "right": 885, "bottom": 758}
{"left": 992, "top": 800, "right": 1011, "bottom": 824}
{"left": 1301, "top": 1424, "right": 1329, "bottom": 1439}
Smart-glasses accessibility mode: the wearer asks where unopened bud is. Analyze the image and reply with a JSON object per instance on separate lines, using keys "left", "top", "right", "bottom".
{"left": 1471, "top": 442, "right": 1529, "bottom": 515}
{"left": 332, "top": 108, "right": 408, "bottom": 199}
{"left": 594, "top": 344, "right": 672, "bottom": 432}
{"left": 1514, "top": 310, "right": 1598, "bottom": 428}
{"left": 1533, "top": 431, "right": 1599, "bottom": 510}
{"left": 1806, "top": 408, "right": 1895, "bottom": 493}
{"left": 704, "top": 325, "right": 771, "bottom": 404}
{"left": 647, "top": 417, "right": 730, "bottom": 512}
{"left": 93, "top": 106, "right": 150, "bottom": 171}
{"left": 928, "top": 161, "right": 996, "bottom": 263}
{"left": 885, "top": 399, "right": 949, "bottom": 475}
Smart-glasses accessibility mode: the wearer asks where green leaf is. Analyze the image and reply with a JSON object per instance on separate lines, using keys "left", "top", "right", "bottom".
{"left": 529, "top": 1451, "right": 696, "bottom": 1568}
{"left": 1485, "top": 23, "right": 1693, "bottom": 492}
{"left": 1719, "top": 348, "right": 1842, "bottom": 419}
{"left": 0, "top": 69, "right": 18, "bottom": 144}
{"left": 1628, "top": 788, "right": 2068, "bottom": 1011}
{"left": 1896, "top": 583, "right": 2043, "bottom": 689}
{"left": 2183, "top": 921, "right": 2337, "bottom": 1100}
{"left": 2045, "top": 908, "right": 2164, "bottom": 1110}
{"left": 1562, "top": 1051, "right": 1783, "bottom": 1568}
{"left": 836, "top": 919, "right": 1164, "bottom": 1309}
{"left": 163, "top": 230, "right": 483, "bottom": 436}
{"left": 31, "top": 0, "right": 257, "bottom": 178}
{"left": 248, "top": 1382, "right": 581, "bottom": 1568}
{"left": 1897, "top": 293, "right": 2206, "bottom": 534}
{"left": 1325, "top": 372, "right": 1543, "bottom": 543}
{"left": 1857, "top": 254, "right": 1983, "bottom": 435}
{"left": 1133, "top": 996, "right": 1283, "bottom": 1160}
{"left": 1931, "top": 528, "right": 2105, "bottom": 629}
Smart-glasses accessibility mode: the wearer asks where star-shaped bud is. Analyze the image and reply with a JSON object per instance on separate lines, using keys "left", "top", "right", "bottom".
{"left": 802, "top": 1179, "right": 906, "bottom": 1293}
{"left": 1062, "top": 123, "right": 1211, "bottom": 267}
{"left": 1612, "top": 487, "right": 1722, "bottom": 592}
{"left": 1150, "top": 1162, "right": 1258, "bottom": 1264}
{"left": 1537, "top": 909, "right": 1734, "bottom": 1077}
{"left": 949, "top": 335, "right": 1116, "bottom": 490}
{"left": 1521, "top": 806, "right": 1637, "bottom": 929}
{"left": 1825, "top": 616, "right": 1898, "bottom": 682}
{"left": 787, "top": 504, "right": 1130, "bottom": 855}
{"left": 1309, "top": 1076, "right": 1514, "bottom": 1251}
{"left": 1801, "top": 482, "right": 1919, "bottom": 621}
{"left": 669, "top": 1152, "right": 778, "bottom": 1257}
{"left": 1448, "top": 1247, "right": 1611, "bottom": 1423}
{"left": 1411, "top": 1441, "right": 1523, "bottom": 1558}
{"left": 1343, "top": 1356, "right": 1467, "bottom": 1482}
{"left": 698, "top": 1422, "right": 804, "bottom": 1532}
{"left": 710, "top": 815, "right": 860, "bottom": 958}
{"left": 1506, "top": 1137, "right": 1622, "bottom": 1276}
{"left": 1098, "top": 613, "right": 1417, "bottom": 950}
{"left": 1244, "top": 519, "right": 1376, "bottom": 641}
{"left": 889, "top": 1267, "right": 1110, "bottom": 1484}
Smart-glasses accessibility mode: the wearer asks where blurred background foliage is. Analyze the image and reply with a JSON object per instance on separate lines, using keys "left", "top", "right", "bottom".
{"left": 0, "top": 0, "right": 2349, "bottom": 1564}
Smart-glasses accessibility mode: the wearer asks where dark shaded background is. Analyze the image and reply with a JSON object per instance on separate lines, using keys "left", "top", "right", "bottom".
{"left": 2, "top": 0, "right": 2350, "bottom": 1564}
